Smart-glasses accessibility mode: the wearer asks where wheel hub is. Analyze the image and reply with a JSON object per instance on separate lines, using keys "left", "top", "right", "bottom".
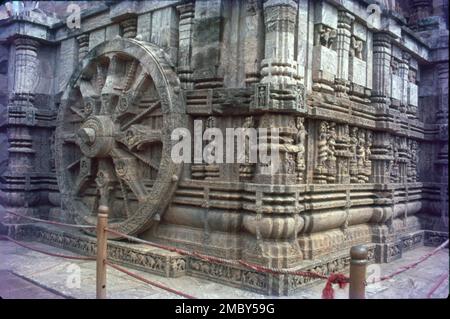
{"left": 77, "top": 116, "right": 115, "bottom": 158}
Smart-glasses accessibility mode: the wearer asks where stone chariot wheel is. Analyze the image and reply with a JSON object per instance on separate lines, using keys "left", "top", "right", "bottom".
{"left": 55, "top": 38, "right": 186, "bottom": 238}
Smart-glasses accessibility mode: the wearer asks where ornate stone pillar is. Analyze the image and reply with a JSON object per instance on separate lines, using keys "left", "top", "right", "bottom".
{"left": 192, "top": 0, "right": 224, "bottom": 89}
{"left": 120, "top": 17, "right": 137, "bottom": 39}
{"left": 335, "top": 123, "right": 351, "bottom": 184}
{"left": 370, "top": 131, "right": 392, "bottom": 184}
{"left": 371, "top": 32, "right": 393, "bottom": 111}
{"left": 435, "top": 62, "right": 449, "bottom": 184}
{"left": 1, "top": 36, "right": 40, "bottom": 220}
{"left": 334, "top": 11, "right": 354, "bottom": 97}
{"left": 176, "top": 1, "right": 195, "bottom": 90}
{"left": 8, "top": 37, "right": 39, "bottom": 165}
{"left": 398, "top": 52, "right": 410, "bottom": 113}
{"left": 409, "top": 0, "right": 432, "bottom": 28}
{"left": 76, "top": 34, "right": 89, "bottom": 62}
{"left": 436, "top": 62, "right": 449, "bottom": 125}
{"left": 253, "top": 0, "right": 304, "bottom": 112}
{"left": 243, "top": 0, "right": 263, "bottom": 88}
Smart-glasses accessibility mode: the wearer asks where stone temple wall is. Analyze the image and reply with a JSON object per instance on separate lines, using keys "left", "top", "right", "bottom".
{"left": 0, "top": 0, "right": 448, "bottom": 293}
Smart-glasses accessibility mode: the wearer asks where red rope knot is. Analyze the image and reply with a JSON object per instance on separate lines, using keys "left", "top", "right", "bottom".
{"left": 322, "top": 273, "right": 349, "bottom": 299}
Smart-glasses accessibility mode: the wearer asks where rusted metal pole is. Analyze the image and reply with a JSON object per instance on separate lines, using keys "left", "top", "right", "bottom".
{"left": 349, "top": 245, "right": 368, "bottom": 299}
{"left": 96, "top": 205, "right": 109, "bottom": 299}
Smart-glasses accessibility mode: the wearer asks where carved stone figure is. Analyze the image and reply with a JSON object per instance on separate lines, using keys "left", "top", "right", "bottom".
{"left": 316, "top": 25, "right": 337, "bottom": 49}
{"left": 326, "top": 122, "right": 337, "bottom": 183}
{"left": 239, "top": 116, "right": 255, "bottom": 179}
{"left": 295, "top": 117, "right": 307, "bottom": 183}
{"left": 349, "top": 127, "right": 359, "bottom": 183}
{"left": 350, "top": 36, "right": 363, "bottom": 59}
{"left": 314, "top": 121, "right": 329, "bottom": 184}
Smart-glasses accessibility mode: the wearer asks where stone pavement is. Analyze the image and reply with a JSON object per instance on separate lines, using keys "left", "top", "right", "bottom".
{"left": 0, "top": 239, "right": 448, "bottom": 299}
{"left": 0, "top": 270, "right": 65, "bottom": 299}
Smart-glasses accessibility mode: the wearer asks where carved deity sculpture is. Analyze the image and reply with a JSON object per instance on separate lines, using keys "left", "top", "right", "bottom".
{"left": 317, "top": 121, "right": 329, "bottom": 167}
{"left": 242, "top": 116, "right": 254, "bottom": 164}
{"left": 349, "top": 127, "right": 359, "bottom": 183}
{"left": 356, "top": 129, "right": 368, "bottom": 183}
{"left": 239, "top": 116, "right": 255, "bottom": 180}
{"left": 326, "top": 122, "right": 337, "bottom": 183}
{"left": 408, "top": 69, "right": 417, "bottom": 84}
{"left": 390, "top": 59, "right": 399, "bottom": 75}
{"left": 364, "top": 130, "right": 373, "bottom": 181}
{"left": 350, "top": 36, "right": 363, "bottom": 59}
{"left": 315, "top": 25, "right": 337, "bottom": 49}
{"left": 204, "top": 116, "right": 218, "bottom": 170}
{"left": 314, "top": 121, "right": 329, "bottom": 183}
{"left": 389, "top": 137, "right": 400, "bottom": 183}
{"left": 408, "top": 139, "right": 418, "bottom": 182}
{"left": 295, "top": 117, "right": 307, "bottom": 183}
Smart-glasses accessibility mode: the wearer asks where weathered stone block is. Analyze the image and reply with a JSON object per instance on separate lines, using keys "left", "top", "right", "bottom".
{"left": 312, "top": 46, "right": 337, "bottom": 84}
{"left": 314, "top": 1, "right": 338, "bottom": 29}
{"left": 391, "top": 74, "right": 403, "bottom": 101}
{"left": 409, "top": 83, "right": 418, "bottom": 107}
{"left": 350, "top": 57, "right": 367, "bottom": 87}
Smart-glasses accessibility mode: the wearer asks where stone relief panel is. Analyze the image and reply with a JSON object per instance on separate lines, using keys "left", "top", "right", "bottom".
{"left": 312, "top": 1, "right": 338, "bottom": 93}
{"left": 313, "top": 121, "right": 373, "bottom": 184}
{"left": 348, "top": 21, "right": 371, "bottom": 103}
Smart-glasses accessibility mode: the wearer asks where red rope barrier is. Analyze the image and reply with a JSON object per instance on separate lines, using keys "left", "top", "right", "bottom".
{"left": 105, "top": 261, "right": 196, "bottom": 299}
{"left": 368, "top": 239, "right": 449, "bottom": 284}
{"left": 0, "top": 235, "right": 95, "bottom": 261}
{"left": 1, "top": 210, "right": 96, "bottom": 229}
{"left": 426, "top": 273, "right": 449, "bottom": 298}
{"left": 322, "top": 273, "right": 349, "bottom": 299}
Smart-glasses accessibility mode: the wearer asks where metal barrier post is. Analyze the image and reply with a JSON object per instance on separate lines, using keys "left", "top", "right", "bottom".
{"left": 349, "top": 245, "right": 368, "bottom": 299}
{"left": 96, "top": 205, "right": 109, "bottom": 299}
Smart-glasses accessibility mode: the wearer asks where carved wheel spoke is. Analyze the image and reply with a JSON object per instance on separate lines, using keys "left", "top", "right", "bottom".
{"left": 72, "top": 157, "right": 94, "bottom": 195}
{"left": 116, "top": 124, "right": 162, "bottom": 151}
{"left": 110, "top": 147, "right": 148, "bottom": 201}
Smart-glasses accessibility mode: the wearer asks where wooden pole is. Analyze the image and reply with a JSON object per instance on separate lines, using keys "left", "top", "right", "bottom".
{"left": 96, "top": 205, "right": 109, "bottom": 299}
{"left": 349, "top": 245, "right": 368, "bottom": 299}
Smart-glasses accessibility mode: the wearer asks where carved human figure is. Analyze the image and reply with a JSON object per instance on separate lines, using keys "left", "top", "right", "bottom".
{"left": 205, "top": 116, "right": 217, "bottom": 161}
{"left": 327, "top": 122, "right": 337, "bottom": 162}
{"left": 408, "top": 69, "right": 417, "bottom": 84}
{"left": 390, "top": 59, "right": 399, "bottom": 75}
{"left": 350, "top": 36, "right": 363, "bottom": 59}
{"left": 408, "top": 139, "right": 418, "bottom": 182}
{"left": 317, "top": 121, "right": 329, "bottom": 167}
{"left": 242, "top": 116, "right": 254, "bottom": 164}
{"left": 316, "top": 25, "right": 337, "bottom": 49}
{"left": 326, "top": 122, "right": 337, "bottom": 182}
{"left": 389, "top": 137, "right": 400, "bottom": 183}
{"left": 295, "top": 117, "right": 307, "bottom": 173}
{"left": 364, "top": 130, "right": 373, "bottom": 180}
{"left": 349, "top": 127, "right": 359, "bottom": 182}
